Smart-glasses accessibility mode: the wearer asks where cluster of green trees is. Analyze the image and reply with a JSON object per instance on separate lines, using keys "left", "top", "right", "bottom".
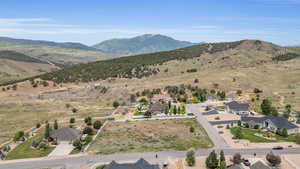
{"left": 272, "top": 52, "right": 299, "bottom": 61}
{"left": 33, "top": 41, "right": 243, "bottom": 84}
{"left": 205, "top": 150, "right": 226, "bottom": 169}
{"left": 260, "top": 99, "right": 292, "bottom": 119}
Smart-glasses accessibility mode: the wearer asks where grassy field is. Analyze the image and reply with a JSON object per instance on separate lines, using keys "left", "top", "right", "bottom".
{"left": 230, "top": 127, "right": 296, "bottom": 143}
{"left": 88, "top": 118, "right": 213, "bottom": 154}
{"left": 0, "top": 96, "right": 114, "bottom": 144}
{"left": 6, "top": 133, "right": 54, "bottom": 160}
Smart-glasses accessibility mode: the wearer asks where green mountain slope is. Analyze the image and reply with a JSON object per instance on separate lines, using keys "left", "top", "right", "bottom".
{"left": 93, "top": 34, "right": 197, "bottom": 55}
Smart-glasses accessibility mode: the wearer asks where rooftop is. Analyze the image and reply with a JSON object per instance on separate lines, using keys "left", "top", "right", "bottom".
{"left": 49, "top": 127, "right": 80, "bottom": 142}
{"left": 227, "top": 101, "right": 250, "bottom": 112}
{"left": 104, "top": 158, "right": 160, "bottom": 169}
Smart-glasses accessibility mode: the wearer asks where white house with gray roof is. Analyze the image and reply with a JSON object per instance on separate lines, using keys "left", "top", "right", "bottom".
{"left": 226, "top": 101, "right": 251, "bottom": 116}
{"left": 241, "top": 115, "right": 299, "bottom": 135}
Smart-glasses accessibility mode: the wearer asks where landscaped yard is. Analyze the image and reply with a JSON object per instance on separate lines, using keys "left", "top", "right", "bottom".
{"left": 230, "top": 127, "right": 296, "bottom": 143}
{"left": 6, "top": 133, "right": 54, "bottom": 160}
{"left": 88, "top": 118, "right": 213, "bottom": 154}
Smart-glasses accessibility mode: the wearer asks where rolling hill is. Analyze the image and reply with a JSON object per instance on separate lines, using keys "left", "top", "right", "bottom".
{"left": 34, "top": 40, "right": 297, "bottom": 84}
{"left": 93, "top": 34, "right": 198, "bottom": 55}
{"left": 0, "top": 37, "right": 119, "bottom": 66}
{"left": 0, "top": 51, "right": 58, "bottom": 83}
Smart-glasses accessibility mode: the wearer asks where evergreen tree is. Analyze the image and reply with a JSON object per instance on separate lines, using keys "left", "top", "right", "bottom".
{"left": 261, "top": 99, "right": 272, "bottom": 115}
{"left": 219, "top": 161, "right": 226, "bottom": 169}
{"left": 220, "top": 150, "right": 225, "bottom": 162}
{"left": 206, "top": 151, "right": 219, "bottom": 169}
{"left": 45, "top": 122, "right": 50, "bottom": 139}
{"left": 54, "top": 120, "right": 58, "bottom": 130}
{"left": 186, "top": 150, "right": 196, "bottom": 166}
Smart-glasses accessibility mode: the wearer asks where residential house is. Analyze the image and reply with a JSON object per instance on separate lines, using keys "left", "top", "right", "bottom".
{"left": 148, "top": 102, "right": 166, "bottom": 115}
{"left": 104, "top": 158, "right": 160, "bottom": 169}
{"left": 0, "top": 151, "right": 5, "bottom": 160}
{"left": 49, "top": 127, "right": 80, "bottom": 143}
{"left": 250, "top": 161, "right": 273, "bottom": 169}
{"left": 226, "top": 101, "right": 250, "bottom": 116}
{"left": 241, "top": 115, "right": 299, "bottom": 135}
{"left": 226, "top": 93, "right": 238, "bottom": 101}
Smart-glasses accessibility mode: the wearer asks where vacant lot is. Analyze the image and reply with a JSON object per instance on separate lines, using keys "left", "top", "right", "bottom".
{"left": 0, "top": 96, "right": 113, "bottom": 144}
{"left": 88, "top": 118, "right": 213, "bottom": 154}
{"left": 6, "top": 133, "right": 54, "bottom": 160}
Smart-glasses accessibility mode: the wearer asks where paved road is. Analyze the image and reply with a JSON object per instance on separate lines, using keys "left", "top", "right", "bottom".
{"left": 1, "top": 148, "right": 300, "bottom": 169}
{"left": 186, "top": 104, "right": 229, "bottom": 148}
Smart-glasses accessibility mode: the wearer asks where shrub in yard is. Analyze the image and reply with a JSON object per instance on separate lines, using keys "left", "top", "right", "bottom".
{"left": 38, "top": 142, "right": 47, "bottom": 150}
{"left": 244, "top": 123, "right": 249, "bottom": 128}
{"left": 113, "top": 101, "right": 120, "bottom": 108}
{"left": 234, "top": 127, "right": 243, "bottom": 139}
{"left": 189, "top": 126, "right": 195, "bottom": 133}
{"left": 13, "top": 131, "right": 24, "bottom": 142}
{"left": 266, "top": 152, "right": 281, "bottom": 167}
{"left": 232, "top": 153, "right": 242, "bottom": 165}
{"left": 93, "top": 120, "right": 102, "bottom": 130}
{"left": 186, "top": 150, "right": 196, "bottom": 166}
{"left": 73, "top": 139, "right": 83, "bottom": 150}
{"left": 36, "top": 123, "right": 41, "bottom": 128}
{"left": 84, "top": 135, "right": 93, "bottom": 145}
{"left": 226, "top": 125, "right": 230, "bottom": 129}
{"left": 83, "top": 127, "right": 94, "bottom": 135}
{"left": 70, "top": 118, "right": 75, "bottom": 123}
{"left": 215, "top": 116, "right": 220, "bottom": 120}
{"left": 254, "top": 125, "right": 260, "bottom": 129}
{"left": 96, "top": 165, "right": 107, "bottom": 169}
{"left": 237, "top": 120, "right": 241, "bottom": 126}
{"left": 72, "top": 108, "right": 78, "bottom": 113}
{"left": 84, "top": 117, "right": 92, "bottom": 125}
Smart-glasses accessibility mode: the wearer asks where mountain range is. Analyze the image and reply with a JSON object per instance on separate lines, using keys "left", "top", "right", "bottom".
{"left": 93, "top": 34, "right": 198, "bottom": 55}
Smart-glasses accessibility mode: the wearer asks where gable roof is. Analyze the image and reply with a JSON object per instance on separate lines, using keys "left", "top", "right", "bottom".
{"left": 227, "top": 101, "right": 250, "bottom": 112}
{"left": 265, "top": 115, "right": 299, "bottom": 130}
{"left": 228, "top": 165, "right": 244, "bottom": 169}
{"left": 250, "top": 161, "right": 271, "bottom": 169}
{"left": 104, "top": 158, "right": 160, "bottom": 169}
{"left": 49, "top": 127, "right": 80, "bottom": 141}
{"left": 241, "top": 115, "right": 299, "bottom": 130}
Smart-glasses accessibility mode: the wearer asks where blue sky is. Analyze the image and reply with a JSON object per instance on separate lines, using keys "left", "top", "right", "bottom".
{"left": 0, "top": 0, "right": 300, "bottom": 46}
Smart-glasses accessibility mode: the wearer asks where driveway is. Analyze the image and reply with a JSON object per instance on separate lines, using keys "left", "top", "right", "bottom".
{"left": 48, "top": 142, "right": 74, "bottom": 157}
{"left": 186, "top": 104, "right": 229, "bottom": 148}
{"left": 209, "top": 120, "right": 238, "bottom": 125}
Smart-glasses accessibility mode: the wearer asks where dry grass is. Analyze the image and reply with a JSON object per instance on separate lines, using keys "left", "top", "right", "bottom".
{"left": 0, "top": 95, "right": 113, "bottom": 143}
{"left": 88, "top": 118, "right": 213, "bottom": 154}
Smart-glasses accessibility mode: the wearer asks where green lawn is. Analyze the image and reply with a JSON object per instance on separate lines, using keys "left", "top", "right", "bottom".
{"left": 230, "top": 127, "right": 296, "bottom": 143}
{"left": 6, "top": 134, "right": 54, "bottom": 160}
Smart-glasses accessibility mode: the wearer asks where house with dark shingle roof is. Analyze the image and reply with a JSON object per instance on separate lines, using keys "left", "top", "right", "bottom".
{"left": 241, "top": 115, "right": 299, "bottom": 135}
{"left": 227, "top": 165, "right": 244, "bottom": 169}
{"left": 226, "top": 101, "right": 250, "bottom": 116}
{"left": 49, "top": 127, "right": 80, "bottom": 143}
{"left": 249, "top": 161, "right": 273, "bottom": 169}
{"left": 104, "top": 158, "right": 160, "bottom": 169}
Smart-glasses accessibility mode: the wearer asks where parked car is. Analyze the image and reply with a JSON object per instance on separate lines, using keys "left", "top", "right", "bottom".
{"left": 272, "top": 146, "right": 284, "bottom": 150}
{"left": 187, "top": 113, "right": 195, "bottom": 116}
{"left": 242, "top": 158, "right": 251, "bottom": 166}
